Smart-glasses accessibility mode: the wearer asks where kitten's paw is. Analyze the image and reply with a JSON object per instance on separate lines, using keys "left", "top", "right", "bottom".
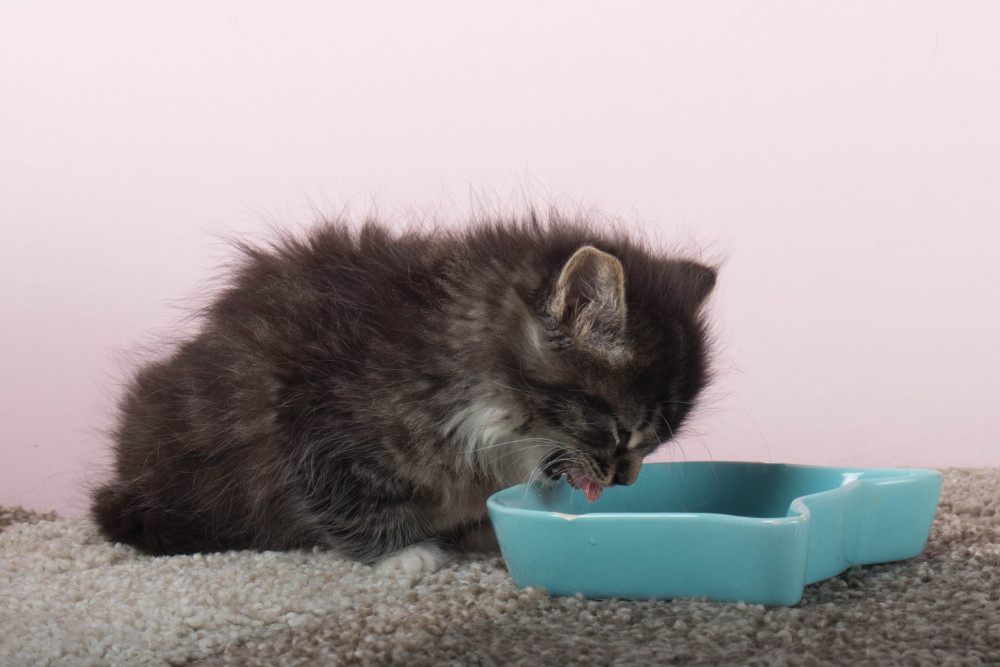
{"left": 374, "top": 543, "right": 450, "bottom": 577}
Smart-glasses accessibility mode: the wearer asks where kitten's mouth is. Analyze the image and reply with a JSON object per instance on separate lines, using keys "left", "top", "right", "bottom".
{"left": 543, "top": 452, "right": 604, "bottom": 503}
{"left": 566, "top": 467, "right": 604, "bottom": 503}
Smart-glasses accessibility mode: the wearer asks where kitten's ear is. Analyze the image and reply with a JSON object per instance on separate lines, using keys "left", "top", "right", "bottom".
{"left": 680, "top": 261, "right": 717, "bottom": 309}
{"left": 548, "top": 246, "right": 628, "bottom": 356}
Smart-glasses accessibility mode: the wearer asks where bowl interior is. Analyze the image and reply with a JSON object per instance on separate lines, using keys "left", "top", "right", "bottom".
{"left": 495, "top": 462, "right": 884, "bottom": 519}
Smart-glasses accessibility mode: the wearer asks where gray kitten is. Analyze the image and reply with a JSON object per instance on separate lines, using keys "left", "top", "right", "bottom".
{"left": 91, "top": 213, "right": 716, "bottom": 569}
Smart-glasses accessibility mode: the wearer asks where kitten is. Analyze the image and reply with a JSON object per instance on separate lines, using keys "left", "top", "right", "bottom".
{"left": 91, "top": 213, "right": 716, "bottom": 568}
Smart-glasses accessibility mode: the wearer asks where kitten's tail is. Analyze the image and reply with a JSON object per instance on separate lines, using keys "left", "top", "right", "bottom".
{"left": 90, "top": 482, "right": 160, "bottom": 553}
{"left": 91, "top": 480, "right": 265, "bottom": 556}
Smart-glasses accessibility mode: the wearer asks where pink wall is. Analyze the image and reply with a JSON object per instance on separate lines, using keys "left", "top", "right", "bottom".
{"left": 3, "top": 2, "right": 998, "bottom": 515}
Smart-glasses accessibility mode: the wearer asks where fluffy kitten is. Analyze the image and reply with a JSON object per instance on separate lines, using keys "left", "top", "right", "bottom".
{"left": 91, "top": 213, "right": 716, "bottom": 566}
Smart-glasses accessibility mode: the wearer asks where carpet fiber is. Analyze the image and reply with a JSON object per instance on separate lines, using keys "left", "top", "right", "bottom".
{"left": 2, "top": 468, "right": 998, "bottom": 665}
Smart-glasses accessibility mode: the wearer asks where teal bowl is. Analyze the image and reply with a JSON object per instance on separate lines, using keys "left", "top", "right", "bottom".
{"left": 487, "top": 461, "right": 942, "bottom": 606}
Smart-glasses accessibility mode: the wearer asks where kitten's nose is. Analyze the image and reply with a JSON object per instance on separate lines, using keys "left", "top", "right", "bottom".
{"left": 613, "top": 459, "right": 641, "bottom": 486}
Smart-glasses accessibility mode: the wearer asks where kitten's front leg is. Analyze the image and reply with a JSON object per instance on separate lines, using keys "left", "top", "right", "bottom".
{"left": 370, "top": 521, "right": 499, "bottom": 576}
{"left": 454, "top": 520, "right": 500, "bottom": 554}
{"left": 373, "top": 542, "right": 451, "bottom": 576}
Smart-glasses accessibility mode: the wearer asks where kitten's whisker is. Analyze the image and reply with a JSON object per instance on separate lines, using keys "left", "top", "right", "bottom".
{"left": 651, "top": 409, "right": 676, "bottom": 444}
{"left": 472, "top": 437, "right": 565, "bottom": 452}
{"left": 485, "top": 377, "right": 532, "bottom": 395}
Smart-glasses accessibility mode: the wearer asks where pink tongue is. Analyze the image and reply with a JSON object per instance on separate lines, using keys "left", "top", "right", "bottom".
{"left": 581, "top": 477, "right": 603, "bottom": 503}
{"left": 570, "top": 469, "right": 603, "bottom": 503}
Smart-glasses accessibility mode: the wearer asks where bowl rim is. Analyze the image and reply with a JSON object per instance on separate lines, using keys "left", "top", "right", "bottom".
{"left": 487, "top": 460, "right": 942, "bottom": 522}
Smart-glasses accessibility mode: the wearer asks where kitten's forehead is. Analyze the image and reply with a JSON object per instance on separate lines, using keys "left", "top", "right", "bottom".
{"left": 581, "top": 376, "right": 648, "bottom": 429}
{"left": 590, "top": 354, "right": 655, "bottom": 396}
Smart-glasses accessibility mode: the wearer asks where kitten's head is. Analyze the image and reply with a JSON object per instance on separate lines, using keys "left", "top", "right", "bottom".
{"left": 508, "top": 243, "right": 716, "bottom": 501}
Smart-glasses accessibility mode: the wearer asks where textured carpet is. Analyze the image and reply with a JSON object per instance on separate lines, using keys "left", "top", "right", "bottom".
{"left": 1, "top": 468, "right": 998, "bottom": 666}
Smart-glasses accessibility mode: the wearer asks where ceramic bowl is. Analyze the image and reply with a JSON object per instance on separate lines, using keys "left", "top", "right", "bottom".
{"left": 487, "top": 461, "right": 942, "bottom": 606}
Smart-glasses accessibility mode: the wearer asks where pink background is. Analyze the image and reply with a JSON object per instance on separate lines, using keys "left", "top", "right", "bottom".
{"left": 2, "top": 2, "right": 998, "bottom": 516}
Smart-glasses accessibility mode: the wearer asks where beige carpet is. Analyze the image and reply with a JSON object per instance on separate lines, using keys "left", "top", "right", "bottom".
{"left": 1, "top": 468, "right": 998, "bottom": 665}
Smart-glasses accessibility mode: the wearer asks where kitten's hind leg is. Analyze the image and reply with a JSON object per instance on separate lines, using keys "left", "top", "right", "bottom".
{"left": 374, "top": 542, "right": 451, "bottom": 577}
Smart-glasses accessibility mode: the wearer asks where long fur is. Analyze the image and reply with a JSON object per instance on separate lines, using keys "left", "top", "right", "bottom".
{"left": 91, "top": 212, "right": 716, "bottom": 562}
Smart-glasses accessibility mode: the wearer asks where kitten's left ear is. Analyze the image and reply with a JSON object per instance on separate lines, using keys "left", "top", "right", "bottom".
{"left": 548, "top": 246, "right": 628, "bottom": 356}
{"left": 680, "top": 261, "right": 717, "bottom": 309}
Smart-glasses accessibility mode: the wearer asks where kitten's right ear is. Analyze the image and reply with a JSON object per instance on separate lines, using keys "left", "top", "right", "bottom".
{"left": 547, "top": 246, "right": 629, "bottom": 358}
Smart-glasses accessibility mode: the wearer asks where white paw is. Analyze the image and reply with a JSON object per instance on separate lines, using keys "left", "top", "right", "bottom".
{"left": 374, "top": 543, "right": 450, "bottom": 577}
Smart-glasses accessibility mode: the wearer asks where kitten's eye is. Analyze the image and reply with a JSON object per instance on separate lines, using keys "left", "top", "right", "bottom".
{"left": 579, "top": 393, "right": 612, "bottom": 415}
